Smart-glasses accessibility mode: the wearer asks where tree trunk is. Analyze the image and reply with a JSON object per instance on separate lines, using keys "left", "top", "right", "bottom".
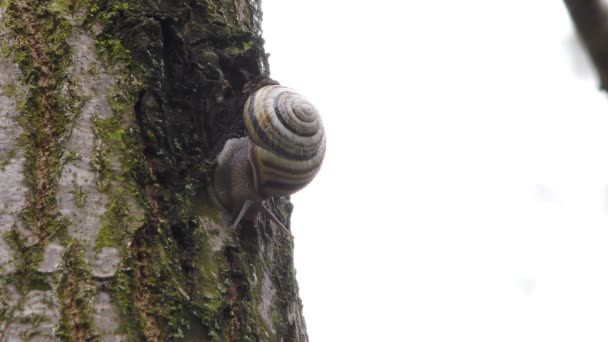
{"left": 0, "top": 0, "right": 308, "bottom": 340}
{"left": 564, "top": 0, "right": 608, "bottom": 91}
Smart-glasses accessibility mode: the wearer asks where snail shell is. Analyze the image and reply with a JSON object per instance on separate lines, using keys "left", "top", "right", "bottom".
{"left": 211, "top": 85, "right": 326, "bottom": 214}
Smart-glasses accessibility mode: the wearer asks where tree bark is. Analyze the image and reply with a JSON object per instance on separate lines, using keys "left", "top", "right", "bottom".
{"left": 563, "top": 0, "right": 608, "bottom": 90}
{"left": 0, "top": 0, "right": 308, "bottom": 341}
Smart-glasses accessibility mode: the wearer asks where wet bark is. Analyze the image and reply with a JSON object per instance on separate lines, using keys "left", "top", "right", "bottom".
{"left": 0, "top": 0, "right": 308, "bottom": 341}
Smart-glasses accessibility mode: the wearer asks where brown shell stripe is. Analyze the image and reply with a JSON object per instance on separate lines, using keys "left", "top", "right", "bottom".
{"left": 244, "top": 87, "right": 323, "bottom": 161}
{"left": 249, "top": 146, "right": 322, "bottom": 196}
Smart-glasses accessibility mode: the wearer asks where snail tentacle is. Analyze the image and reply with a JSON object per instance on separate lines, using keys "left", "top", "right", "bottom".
{"left": 231, "top": 199, "right": 254, "bottom": 230}
{"left": 260, "top": 202, "right": 293, "bottom": 239}
{"left": 230, "top": 200, "right": 293, "bottom": 239}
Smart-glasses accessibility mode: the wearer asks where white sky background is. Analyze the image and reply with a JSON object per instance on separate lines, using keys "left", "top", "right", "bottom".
{"left": 262, "top": 1, "right": 608, "bottom": 341}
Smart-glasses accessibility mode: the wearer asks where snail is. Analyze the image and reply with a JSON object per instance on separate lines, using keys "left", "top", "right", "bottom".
{"left": 209, "top": 85, "right": 326, "bottom": 238}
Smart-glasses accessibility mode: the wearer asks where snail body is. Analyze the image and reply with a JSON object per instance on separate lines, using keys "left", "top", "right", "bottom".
{"left": 210, "top": 85, "right": 326, "bottom": 235}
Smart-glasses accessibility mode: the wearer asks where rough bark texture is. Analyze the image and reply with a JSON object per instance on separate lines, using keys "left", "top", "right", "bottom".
{"left": 564, "top": 0, "right": 608, "bottom": 90}
{"left": 0, "top": 0, "right": 308, "bottom": 341}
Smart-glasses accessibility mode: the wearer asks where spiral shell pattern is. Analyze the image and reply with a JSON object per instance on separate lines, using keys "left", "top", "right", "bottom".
{"left": 244, "top": 85, "right": 326, "bottom": 197}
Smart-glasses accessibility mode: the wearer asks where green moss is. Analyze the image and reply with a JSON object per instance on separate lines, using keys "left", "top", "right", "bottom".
{"left": 188, "top": 221, "right": 232, "bottom": 340}
{"left": 3, "top": 229, "right": 44, "bottom": 291}
{"left": 70, "top": 179, "right": 88, "bottom": 209}
{"left": 73, "top": 185, "right": 87, "bottom": 208}
{"left": 97, "top": 38, "right": 131, "bottom": 64}
{"left": 1, "top": 1, "right": 107, "bottom": 339}
{"left": 92, "top": 83, "right": 146, "bottom": 185}
{"left": 56, "top": 244, "right": 97, "bottom": 341}
{"left": 95, "top": 198, "right": 128, "bottom": 250}
{"left": 0, "top": 38, "right": 10, "bottom": 58}
{"left": 91, "top": 141, "right": 112, "bottom": 192}
{"left": 109, "top": 262, "right": 145, "bottom": 339}
{"left": 49, "top": 0, "right": 69, "bottom": 14}
{"left": 95, "top": 223, "right": 117, "bottom": 249}
{"left": 87, "top": 63, "right": 99, "bottom": 78}
{"left": 4, "top": 0, "right": 80, "bottom": 246}
{"left": 82, "top": 1, "right": 143, "bottom": 70}
{"left": 197, "top": 206, "right": 222, "bottom": 226}
{"left": 1, "top": 81, "right": 17, "bottom": 98}
{"left": 224, "top": 38, "right": 257, "bottom": 57}
{"left": 0, "top": 149, "right": 16, "bottom": 171}
{"left": 91, "top": 83, "right": 147, "bottom": 250}
{"left": 74, "top": 5, "right": 151, "bottom": 336}
{"left": 64, "top": 150, "right": 81, "bottom": 162}
{"left": 88, "top": 2, "right": 130, "bottom": 22}
{"left": 27, "top": 271, "right": 52, "bottom": 291}
{"left": 4, "top": 228, "right": 27, "bottom": 254}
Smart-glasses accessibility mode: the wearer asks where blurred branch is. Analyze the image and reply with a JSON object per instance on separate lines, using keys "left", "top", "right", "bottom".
{"left": 563, "top": 0, "right": 608, "bottom": 90}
